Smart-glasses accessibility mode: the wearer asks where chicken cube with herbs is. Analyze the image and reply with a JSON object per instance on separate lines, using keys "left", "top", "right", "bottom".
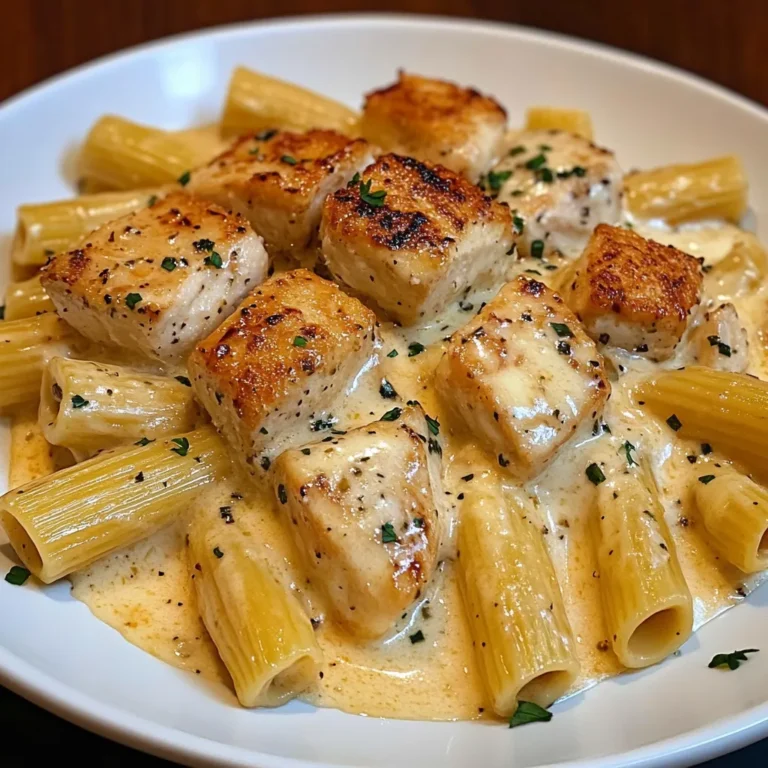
{"left": 320, "top": 153, "right": 514, "bottom": 325}
{"left": 40, "top": 192, "right": 268, "bottom": 362}
{"left": 361, "top": 72, "right": 507, "bottom": 182}
{"left": 188, "top": 269, "right": 377, "bottom": 476}
{"left": 565, "top": 224, "right": 703, "bottom": 360}
{"left": 273, "top": 404, "right": 445, "bottom": 639}
{"left": 490, "top": 130, "right": 623, "bottom": 260}
{"left": 188, "top": 129, "right": 375, "bottom": 264}
{"left": 436, "top": 276, "right": 610, "bottom": 480}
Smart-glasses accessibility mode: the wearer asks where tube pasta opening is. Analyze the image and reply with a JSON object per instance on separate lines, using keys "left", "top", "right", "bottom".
{"left": 624, "top": 605, "right": 691, "bottom": 665}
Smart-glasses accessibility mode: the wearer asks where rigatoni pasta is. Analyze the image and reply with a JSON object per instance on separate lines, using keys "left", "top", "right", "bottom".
{"left": 457, "top": 483, "right": 579, "bottom": 717}
{"left": 39, "top": 358, "right": 204, "bottom": 459}
{"left": 0, "top": 427, "right": 229, "bottom": 583}
{"left": 525, "top": 107, "right": 594, "bottom": 140}
{"left": 187, "top": 510, "right": 322, "bottom": 707}
{"left": 4, "top": 275, "right": 55, "bottom": 320}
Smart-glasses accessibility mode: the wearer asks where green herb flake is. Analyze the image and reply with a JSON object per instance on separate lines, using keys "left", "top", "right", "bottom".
{"left": 409, "top": 629, "right": 426, "bottom": 644}
{"left": 379, "top": 379, "right": 398, "bottom": 399}
{"left": 175, "top": 376, "right": 191, "bottom": 387}
{"left": 281, "top": 154, "right": 298, "bottom": 165}
{"left": 255, "top": 129, "right": 277, "bottom": 141}
{"left": 161, "top": 256, "right": 177, "bottom": 272}
{"left": 386, "top": 348, "right": 399, "bottom": 358}
{"left": 709, "top": 648, "right": 758, "bottom": 670}
{"left": 177, "top": 170, "right": 191, "bottom": 186}
{"left": 486, "top": 169, "right": 513, "bottom": 192}
{"left": 622, "top": 441, "right": 638, "bottom": 466}
{"left": 193, "top": 239, "right": 215, "bottom": 252}
{"left": 347, "top": 172, "right": 361, "bottom": 188}
{"left": 413, "top": 517, "right": 425, "bottom": 528}
{"left": 586, "top": 463, "right": 606, "bottom": 485}
{"left": 666, "top": 414, "right": 683, "bottom": 432}
{"left": 701, "top": 443, "right": 713, "bottom": 455}
{"left": 359, "top": 179, "right": 387, "bottom": 207}
{"left": 147, "top": 195, "right": 158, "bottom": 207}
{"left": 213, "top": 546, "right": 224, "bottom": 559}
{"left": 71, "top": 394, "right": 89, "bottom": 409}
{"left": 277, "top": 484, "right": 288, "bottom": 504}
{"left": 538, "top": 167, "right": 554, "bottom": 183}
{"left": 525, "top": 153, "right": 547, "bottom": 170}
{"left": 408, "top": 342, "right": 426, "bottom": 357}
{"left": 301, "top": 448, "right": 311, "bottom": 455}
{"left": 509, "top": 701, "right": 552, "bottom": 728}
{"left": 293, "top": 335, "right": 308, "bottom": 348}
{"left": 381, "top": 407, "right": 402, "bottom": 422}
{"left": 381, "top": 522, "right": 397, "bottom": 543}
{"left": 170, "top": 437, "right": 190, "bottom": 456}
{"left": 513, "top": 215, "right": 525, "bottom": 234}
{"left": 125, "top": 293, "right": 142, "bottom": 310}
{"left": 508, "top": 145, "right": 526, "bottom": 157}
{"left": 425, "top": 414, "right": 440, "bottom": 436}
{"left": 204, "top": 252, "right": 223, "bottom": 269}
{"left": 5, "top": 565, "right": 30, "bottom": 586}
{"left": 698, "top": 474, "right": 716, "bottom": 485}
{"left": 550, "top": 322, "right": 573, "bottom": 338}
{"left": 531, "top": 240, "right": 545, "bottom": 259}
{"left": 134, "top": 437, "right": 155, "bottom": 446}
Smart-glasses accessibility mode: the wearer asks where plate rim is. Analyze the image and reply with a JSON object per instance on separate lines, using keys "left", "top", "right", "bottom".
{"left": 2, "top": 12, "right": 768, "bottom": 768}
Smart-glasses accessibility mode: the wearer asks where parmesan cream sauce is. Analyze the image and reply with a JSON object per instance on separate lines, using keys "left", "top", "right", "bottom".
{"left": 10, "top": 219, "right": 768, "bottom": 722}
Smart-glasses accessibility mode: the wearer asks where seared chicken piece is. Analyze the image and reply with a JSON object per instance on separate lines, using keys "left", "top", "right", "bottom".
{"left": 565, "top": 224, "right": 703, "bottom": 361}
{"left": 188, "top": 129, "right": 374, "bottom": 264}
{"left": 492, "top": 130, "right": 623, "bottom": 259}
{"left": 41, "top": 192, "right": 268, "bottom": 362}
{"left": 320, "top": 154, "right": 514, "bottom": 325}
{"left": 361, "top": 72, "right": 507, "bottom": 182}
{"left": 687, "top": 303, "right": 749, "bottom": 372}
{"left": 436, "top": 276, "right": 610, "bottom": 480}
{"left": 188, "top": 269, "right": 377, "bottom": 475}
{"left": 273, "top": 404, "right": 445, "bottom": 639}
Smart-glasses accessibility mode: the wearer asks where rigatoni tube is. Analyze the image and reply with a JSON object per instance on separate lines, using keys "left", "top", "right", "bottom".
{"left": 221, "top": 66, "right": 359, "bottom": 137}
{"left": 5, "top": 275, "right": 55, "bottom": 320}
{"left": 457, "top": 484, "right": 579, "bottom": 717}
{"left": 12, "top": 188, "right": 165, "bottom": 268}
{"left": 40, "top": 358, "right": 204, "bottom": 459}
{"left": 694, "top": 469, "right": 768, "bottom": 573}
{"left": 0, "top": 427, "right": 229, "bottom": 583}
{"left": 0, "top": 314, "right": 73, "bottom": 410}
{"left": 594, "top": 469, "right": 693, "bottom": 668}
{"left": 525, "top": 107, "right": 594, "bottom": 140}
{"left": 187, "top": 511, "right": 322, "bottom": 707}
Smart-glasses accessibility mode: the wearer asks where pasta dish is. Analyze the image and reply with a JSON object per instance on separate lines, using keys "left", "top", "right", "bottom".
{"left": 1, "top": 66, "right": 765, "bottom": 726}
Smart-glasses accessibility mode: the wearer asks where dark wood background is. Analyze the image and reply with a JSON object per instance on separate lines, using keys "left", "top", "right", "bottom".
{"left": 2, "top": 1, "right": 768, "bottom": 765}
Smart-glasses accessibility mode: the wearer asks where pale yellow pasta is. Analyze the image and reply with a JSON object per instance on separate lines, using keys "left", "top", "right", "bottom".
{"left": 12, "top": 188, "right": 166, "bottom": 268}
{"left": 40, "top": 358, "right": 203, "bottom": 459}
{"left": 594, "top": 468, "right": 693, "bottom": 668}
{"left": 221, "top": 66, "right": 359, "bottom": 137}
{"left": 187, "top": 511, "right": 322, "bottom": 707}
{"left": 624, "top": 155, "right": 747, "bottom": 224}
{"left": 525, "top": 106, "right": 594, "bottom": 140}
{"left": 694, "top": 468, "right": 768, "bottom": 573}
{"left": 79, "top": 116, "right": 207, "bottom": 190}
{"left": 10, "top": 405, "right": 74, "bottom": 487}
{"left": 0, "top": 427, "right": 229, "bottom": 583}
{"left": 0, "top": 314, "right": 73, "bottom": 410}
{"left": 457, "top": 482, "right": 579, "bottom": 717}
{"left": 4, "top": 275, "right": 55, "bottom": 320}
{"left": 636, "top": 367, "right": 768, "bottom": 465}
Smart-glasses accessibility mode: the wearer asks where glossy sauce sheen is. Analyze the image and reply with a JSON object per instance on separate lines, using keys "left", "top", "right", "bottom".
{"left": 12, "top": 222, "right": 768, "bottom": 721}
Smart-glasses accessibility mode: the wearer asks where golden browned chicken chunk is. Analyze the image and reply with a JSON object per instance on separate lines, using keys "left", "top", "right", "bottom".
{"left": 436, "top": 276, "right": 610, "bottom": 479}
{"left": 565, "top": 224, "right": 703, "bottom": 360}
{"left": 361, "top": 72, "right": 507, "bottom": 182}
{"left": 188, "top": 129, "right": 375, "bottom": 264}
{"left": 188, "top": 269, "right": 377, "bottom": 475}
{"left": 320, "top": 153, "right": 514, "bottom": 325}
{"left": 273, "top": 404, "right": 445, "bottom": 639}
{"left": 41, "top": 192, "right": 268, "bottom": 362}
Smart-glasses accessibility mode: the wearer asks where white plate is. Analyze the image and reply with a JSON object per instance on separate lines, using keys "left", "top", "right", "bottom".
{"left": 2, "top": 14, "right": 768, "bottom": 768}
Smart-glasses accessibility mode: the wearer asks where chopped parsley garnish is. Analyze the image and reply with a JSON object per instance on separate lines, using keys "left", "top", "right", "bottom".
{"left": 386, "top": 349, "right": 399, "bottom": 358}
{"left": 622, "top": 441, "right": 638, "bottom": 466}
{"left": 513, "top": 215, "right": 525, "bottom": 234}
{"left": 413, "top": 517, "right": 424, "bottom": 528}
{"left": 525, "top": 153, "right": 547, "bottom": 170}
{"left": 381, "top": 407, "right": 402, "bottom": 422}
{"left": 508, "top": 145, "right": 526, "bottom": 156}
{"left": 425, "top": 414, "right": 440, "bottom": 436}
{"left": 557, "top": 340, "right": 571, "bottom": 356}
{"left": 509, "top": 701, "right": 552, "bottom": 728}
{"left": 311, "top": 417, "right": 335, "bottom": 431}
{"left": 5, "top": 566, "right": 30, "bottom": 586}
{"left": 260, "top": 456, "right": 271, "bottom": 471}
{"left": 193, "top": 239, "right": 215, "bottom": 252}
{"left": 586, "top": 463, "right": 606, "bottom": 485}
{"left": 177, "top": 170, "right": 191, "bottom": 186}
{"left": 161, "top": 256, "right": 177, "bottom": 272}
{"left": 381, "top": 522, "right": 397, "bottom": 543}
{"left": 71, "top": 394, "right": 89, "bottom": 409}
{"left": 550, "top": 322, "right": 573, "bottom": 338}
{"left": 255, "top": 129, "right": 277, "bottom": 141}
{"left": 347, "top": 172, "right": 361, "bottom": 187}
{"left": 277, "top": 484, "right": 288, "bottom": 504}
{"left": 708, "top": 648, "right": 758, "bottom": 670}
{"left": 259, "top": 427, "right": 269, "bottom": 435}
{"left": 705, "top": 334, "right": 733, "bottom": 357}
{"left": 301, "top": 448, "right": 311, "bottom": 455}
{"left": 135, "top": 437, "right": 155, "bottom": 446}
{"left": 170, "top": 437, "right": 190, "bottom": 456}
{"left": 498, "top": 454, "right": 510, "bottom": 468}
{"left": 293, "top": 335, "right": 308, "bottom": 348}
{"left": 537, "top": 167, "right": 554, "bottom": 183}
{"left": 204, "top": 252, "right": 223, "bottom": 268}
{"left": 666, "top": 414, "right": 683, "bottom": 431}
{"left": 359, "top": 179, "right": 387, "bottom": 207}
{"left": 125, "top": 293, "right": 142, "bottom": 310}
{"left": 148, "top": 195, "right": 158, "bottom": 207}
{"left": 530, "top": 240, "right": 545, "bottom": 259}
{"left": 408, "top": 342, "right": 426, "bottom": 357}
{"left": 175, "top": 376, "right": 191, "bottom": 387}
{"left": 220, "top": 507, "right": 235, "bottom": 524}
{"left": 213, "top": 546, "right": 224, "bottom": 559}
{"left": 698, "top": 474, "right": 716, "bottom": 485}
{"left": 485, "top": 169, "right": 512, "bottom": 192}
{"left": 409, "top": 629, "right": 426, "bottom": 644}
{"left": 701, "top": 443, "right": 713, "bottom": 455}
{"left": 428, "top": 437, "right": 442, "bottom": 456}
{"left": 461, "top": 473, "right": 475, "bottom": 482}
{"left": 379, "top": 379, "right": 398, "bottom": 399}
{"left": 281, "top": 154, "right": 298, "bottom": 165}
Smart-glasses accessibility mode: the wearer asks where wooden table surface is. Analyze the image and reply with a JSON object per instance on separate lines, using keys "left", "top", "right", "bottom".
{"left": 2, "top": 1, "right": 768, "bottom": 765}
